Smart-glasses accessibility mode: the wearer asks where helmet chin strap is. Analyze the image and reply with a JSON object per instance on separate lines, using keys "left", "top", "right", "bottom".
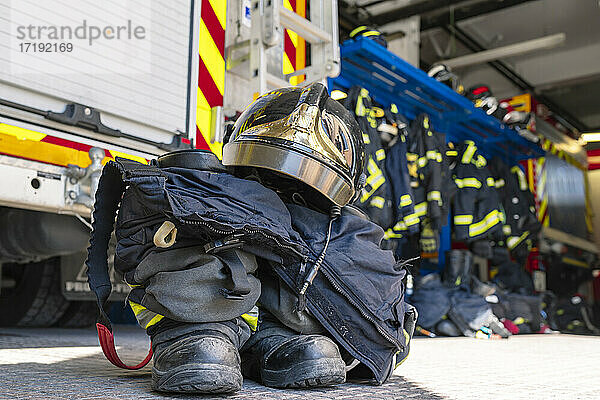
{"left": 296, "top": 204, "right": 342, "bottom": 312}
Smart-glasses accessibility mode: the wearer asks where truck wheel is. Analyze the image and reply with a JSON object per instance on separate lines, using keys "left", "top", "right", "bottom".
{"left": 56, "top": 301, "right": 98, "bottom": 328}
{"left": 0, "top": 257, "right": 70, "bottom": 327}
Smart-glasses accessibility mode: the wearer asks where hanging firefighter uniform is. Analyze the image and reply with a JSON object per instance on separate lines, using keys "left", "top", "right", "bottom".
{"left": 405, "top": 114, "right": 451, "bottom": 254}
{"left": 382, "top": 104, "right": 419, "bottom": 244}
{"left": 452, "top": 141, "right": 503, "bottom": 241}
{"left": 406, "top": 114, "right": 449, "bottom": 229}
{"left": 343, "top": 86, "right": 394, "bottom": 230}
{"left": 489, "top": 158, "right": 541, "bottom": 261}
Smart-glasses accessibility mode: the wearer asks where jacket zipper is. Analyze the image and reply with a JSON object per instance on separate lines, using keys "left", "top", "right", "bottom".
{"left": 180, "top": 218, "right": 309, "bottom": 260}
{"left": 319, "top": 265, "right": 404, "bottom": 351}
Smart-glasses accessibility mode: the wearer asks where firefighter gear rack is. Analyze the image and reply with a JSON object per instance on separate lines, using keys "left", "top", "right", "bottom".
{"left": 328, "top": 37, "right": 546, "bottom": 270}
{"left": 328, "top": 37, "right": 545, "bottom": 164}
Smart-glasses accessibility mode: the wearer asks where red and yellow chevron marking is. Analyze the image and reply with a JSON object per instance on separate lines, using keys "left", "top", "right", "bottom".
{"left": 0, "top": 123, "right": 148, "bottom": 167}
{"left": 584, "top": 171, "right": 593, "bottom": 233}
{"left": 283, "top": 0, "right": 306, "bottom": 86}
{"left": 196, "top": 0, "right": 226, "bottom": 158}
{"left": 525, "top": 157, "right": 549, "bottom": 227}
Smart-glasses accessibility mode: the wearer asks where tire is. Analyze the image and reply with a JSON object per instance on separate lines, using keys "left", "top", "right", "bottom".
{"left": 56, "top": 301, "right": 98, "bottom": 328}
{"left": 0, "top": 257, "right": 70, "bottom": 327}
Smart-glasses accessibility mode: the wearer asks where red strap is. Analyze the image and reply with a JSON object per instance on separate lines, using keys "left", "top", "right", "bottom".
{"left": 96, "top": 323, "right": 153, "bottom": 370}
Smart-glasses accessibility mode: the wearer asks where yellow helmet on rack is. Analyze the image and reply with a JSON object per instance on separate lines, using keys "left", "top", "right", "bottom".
{"left": 349, "top": 26, "right": 387, "bottom": 48}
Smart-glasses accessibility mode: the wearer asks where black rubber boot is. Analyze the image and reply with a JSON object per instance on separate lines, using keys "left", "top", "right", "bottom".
{"left": 150, "top": 319, "right": 250, "bottom": 394}
{"left": 241, "top": 315, "right": 346, "bottom": 388}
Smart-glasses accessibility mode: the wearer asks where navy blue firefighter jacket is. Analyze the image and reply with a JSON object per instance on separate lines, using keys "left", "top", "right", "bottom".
{"left": 86, "top": 154, "right": 417, "bottom": 384}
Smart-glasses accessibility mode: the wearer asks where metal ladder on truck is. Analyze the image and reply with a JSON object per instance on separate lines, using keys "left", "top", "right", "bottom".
{"left": 214, "top": 0, "right": 340, "bottom": 143}
{"left": 248, "top": 0, "right": 340, "bottom": 93}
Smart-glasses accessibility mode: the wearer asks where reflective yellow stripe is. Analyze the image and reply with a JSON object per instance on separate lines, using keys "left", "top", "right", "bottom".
{"left": 427, "top": 191, "right": 441, "bottom": 203}
{"left": 400, "top": 195, "right": 412, "bottom": 207}
{"left": 240, "top": 306, "right": 259, "bottom": 331}
{"left": 486, "top": 177, "right": 495, "bottom": 186}
{"left": 0, "top": 123, "right": 46, "bottom": 140}
{"left": 368, "top": 175, "right": 385, "bottom": 190}
{"left": 414, "top": 202, "right": 427, "bottom": 217}
{"left": 417, "top": 156, "right": 428, "bottom": 168}
{"left": 390, "top": 103, "right": 398, "bottom": 113}
{"left": 241, "top": 313, "right": 258, "bottom": 331}
{"left": 367, "top": 174, "right": 385, "bottom": 187}
{"left": 469, "top": 210, "right": 501, "bottom": 237}
{"left": 109, "top": 150, "right": 148, "bottom": 165}
{"left": 403, "top": 214, "right": 420, "bottom": 226}
{"left": 503, "top": 225, "right": 512, "bottom": 235}
{"left": 507, "top": 231, "right": 529, "bottom": 249}
{"left": 0, "top": 124, "right": 117, "bottom": 168}
{"left": 446, "top": 150, "right": 458, "bottom": 156}
{"left": 454, "top": 215, "right": 473, "bottom": 225}
{"left": 476, "top": 155, "right": 487, "bottom": 168}
{"left": 128, "top": 301, "right": 145, "bottom": 315}
{"left": 538, "top": 166, "right": 547, "bottom": 194}
{"left": 366, "top": 158, "right": 380, "bottom": 176}
{"left": 361, "top": 158, "right": 385, "bottom": 202}
{"left": 145, "top": 314, "right": 164, "bottom": 329}
{"left": 455, "top": 177, "right": 481, "bottom": 189}
{"left": 376, "top": 149, "right": 386, "bottom": 161}
{"left": 355, "top": 89, "right": 370, "bottom": 117}
{"left": 425, "top": 150, "right": 442, "bottom": 162}
{"left": 384, "top": 228, "right": 403, "bottom": 239}
{"left": 512, "top": 166, "right": 528, "bottom": 191}
{"left": 461, "top": 142, "right": 476, "bottom": 164}
{"left": 393, "top": 220, "right": 408, "bottom": 231}
{"left": 128, "top": 300, "right": 164, "bottom": 329}
{"left": 539, "top": 199, "right": 548, "bottom": 219}
{"left": 561, "top": 257, "right": 589, "bottom": 268}
{"left": 426, "top": 150, "right": 439, "bottom": 160}
{"left": 423, "top": 117, "right": 429, "bottom": 129}
{"left": 495, "top": 178, "right": 505, "bottom": 188}
{"left": 370, "top": 196, "right": 385, "bottom": 209}
{"left": 394, "top": 329, "right": 411, "bottom": 369}
{"left": 361, "top": 178, "right": 385, "bottom": 202}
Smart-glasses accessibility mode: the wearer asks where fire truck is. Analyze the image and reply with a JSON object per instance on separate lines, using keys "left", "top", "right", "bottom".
{"left": 0, "top": 0, "right": 339, "bottom": 327}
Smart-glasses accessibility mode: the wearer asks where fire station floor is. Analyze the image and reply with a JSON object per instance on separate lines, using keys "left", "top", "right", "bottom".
{"left": 1, "top": 327, "right": 598, "bottom": 400}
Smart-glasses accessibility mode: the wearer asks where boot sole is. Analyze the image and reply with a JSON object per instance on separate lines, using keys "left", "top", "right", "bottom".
{"left": 152, "top": 363, "right": 242, "bottom": 394}
{"left": 261, "top": 358, "right": 346, "bottom": 388}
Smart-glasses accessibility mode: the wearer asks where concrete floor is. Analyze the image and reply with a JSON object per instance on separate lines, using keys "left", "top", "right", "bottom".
{"left": 0, "top": 326, "right": 598, "bottom": 400}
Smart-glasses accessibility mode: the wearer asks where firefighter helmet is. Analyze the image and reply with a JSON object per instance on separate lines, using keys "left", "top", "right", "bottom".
{"left": 349, "top": 26, "right": 387, "bottom": 48}
{"left": 222, "top": 83, "right": 365, "bottom": 207}
{"left": 428, "top": 64, "right": 465, "bottom": 95}
{"left": 467, "top": 84, "right": 499, "bottom": 116}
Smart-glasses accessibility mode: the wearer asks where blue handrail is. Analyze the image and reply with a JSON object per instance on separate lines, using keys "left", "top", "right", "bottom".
{"left": 328, "top": 37, "right": 544, "bottom": 163}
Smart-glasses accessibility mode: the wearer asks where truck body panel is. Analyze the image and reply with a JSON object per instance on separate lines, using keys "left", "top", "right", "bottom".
{"left": 0, "top": 0, "right": 197, "bottom": 145}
